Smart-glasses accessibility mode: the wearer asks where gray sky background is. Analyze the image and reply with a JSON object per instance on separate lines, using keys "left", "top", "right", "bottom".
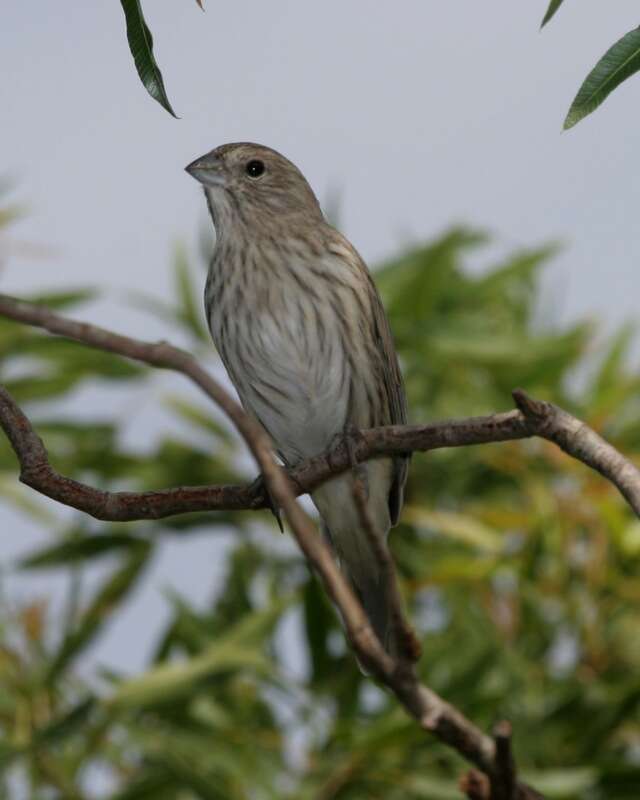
{"left": 2, "top": 2, "right": 639, "bottom": 675}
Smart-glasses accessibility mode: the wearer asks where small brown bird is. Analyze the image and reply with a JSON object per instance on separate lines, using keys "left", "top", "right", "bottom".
{"left": 186, "top": 143, "right": 408, "bottom": 655}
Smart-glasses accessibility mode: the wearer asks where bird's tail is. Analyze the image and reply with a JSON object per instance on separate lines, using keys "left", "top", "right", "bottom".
{"left": 312, "top": 463, "right": 395, "bottom": 659}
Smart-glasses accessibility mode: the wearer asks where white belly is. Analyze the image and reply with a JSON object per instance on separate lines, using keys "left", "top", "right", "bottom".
{"left": 212, "top": 301, "right": 350, "bottom": 465}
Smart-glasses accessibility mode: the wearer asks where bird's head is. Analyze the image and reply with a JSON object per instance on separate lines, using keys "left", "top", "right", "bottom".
{"left": 185, "top": 142, "right": 323, "bottom": 232}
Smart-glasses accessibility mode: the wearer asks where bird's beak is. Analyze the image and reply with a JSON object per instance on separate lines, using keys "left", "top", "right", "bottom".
{"left": 185, "top": 154, "right": 226, "bottom": 188}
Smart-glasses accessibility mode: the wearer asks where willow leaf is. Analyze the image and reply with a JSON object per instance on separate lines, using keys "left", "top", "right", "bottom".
{"left": 120, "top": 0, "right": 177, "bottom": 117}
{"left": 541, "top": 0, "right": 566, "bottom": 28}
{"left": 565, "top": 28, "right": 640, "bottom": 130}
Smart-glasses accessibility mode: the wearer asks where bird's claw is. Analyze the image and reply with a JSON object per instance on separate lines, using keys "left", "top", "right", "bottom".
{"left": 328, "top": 424, "right": 367, "bottom": 490}
{"left": 342, "top": 422, "right": 365, "bottom": 471}
{"left": 250, "top": 473, "right": 284, "bottom": 533}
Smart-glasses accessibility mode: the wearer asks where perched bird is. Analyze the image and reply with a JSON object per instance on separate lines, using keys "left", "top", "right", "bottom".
{"left": 185, "top": 143, "right": 408, "bottom": 656}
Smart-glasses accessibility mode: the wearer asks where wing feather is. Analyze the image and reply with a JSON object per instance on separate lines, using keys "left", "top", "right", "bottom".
{"left": 366, "top": 271, "right": 409, "bottom": 525}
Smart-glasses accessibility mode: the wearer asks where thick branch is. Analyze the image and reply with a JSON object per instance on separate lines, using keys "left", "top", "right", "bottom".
{"left": 1, "top": 383, "right": 638, "bottom": 522}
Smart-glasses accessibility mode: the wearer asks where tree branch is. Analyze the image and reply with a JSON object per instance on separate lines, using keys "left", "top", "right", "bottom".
{"left": 0, "top": 380, "right": 638, "bottom": 522}
{"left": 2, "top": 292, "right": 638, "bottom": 799}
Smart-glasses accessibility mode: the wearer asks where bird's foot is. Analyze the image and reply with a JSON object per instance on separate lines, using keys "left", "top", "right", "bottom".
{"left": 343, "top": 422, "right": 364, "bottom": 470}
{"left": 328, "top": 423, "right": 368, "bottom": 494}
{"left": 328, "top": 423, "right": 365, "bottom": 471}
{"left": 249, "top": 473, "right": 284, "bottom": 533}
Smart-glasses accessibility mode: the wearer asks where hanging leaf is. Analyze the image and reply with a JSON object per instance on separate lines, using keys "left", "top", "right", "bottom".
{"left": 120, "top": 0, "right": 178, "bottom": 117}
{"left": 564, "top": 27, "right": 640, "bottom": 130}
{"left": 541, "top": 0, "right": 566, "bottom": 28}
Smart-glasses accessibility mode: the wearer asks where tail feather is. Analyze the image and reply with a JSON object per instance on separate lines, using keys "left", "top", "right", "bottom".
{"left": 321, "top": 518, "right": 393, "bottom": 654}
{"left": 314, "top": 465, "right": 396, "bottom": 660}
{"left": 351, "top": 569, "right": 394, "bottom": 657}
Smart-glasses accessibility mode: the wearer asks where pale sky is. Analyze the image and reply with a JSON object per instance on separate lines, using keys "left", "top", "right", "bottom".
{"left": 2, "top": 1, "right": 639, "bottom": 675}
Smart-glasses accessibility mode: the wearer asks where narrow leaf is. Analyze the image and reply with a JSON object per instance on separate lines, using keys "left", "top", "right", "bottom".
{"left": 24, "top": 288, "right": 97, "bottom": 309}
{"left": 120, "top": 0, "right": 178, "bottom": 117}
{"left": 33, "top": 696, "right": 97, "bottom": 746}
{"left": 20, "top": 533, "right": 143, "bottom": 569}
{"left": 110, "top": 599, "right": 288, "bottom": 708}
{"left": 593, "top": 322, "right": 635, "bottom": 398}
{"left": 405, "top": 507, "right": 503, "bottom": 553}
{"left": 174, "top": 244, "right": 209, "bottom": 342}
{"left": 541, "top": 0, "right": 566, "bottom": 28}
{"left": 109, "top": 772, "right": 176, "bottom": 800}
{"left": 564, "top": 28, "right": 640, "bottom": 130}
{"left": 47, "top": 543, "right": 151, "bottom": 681}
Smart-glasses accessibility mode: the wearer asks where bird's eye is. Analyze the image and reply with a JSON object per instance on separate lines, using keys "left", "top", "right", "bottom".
{"left": 245, "top": 159, "right": 265, "bottom": 178}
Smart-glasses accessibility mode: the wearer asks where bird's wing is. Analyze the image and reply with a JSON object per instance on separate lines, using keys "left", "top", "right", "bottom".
{"left": 326, "top": 229, "right": 410, "bottom": 526}
{"left": 366, "top": 271, "right": 409, "bottom": 525}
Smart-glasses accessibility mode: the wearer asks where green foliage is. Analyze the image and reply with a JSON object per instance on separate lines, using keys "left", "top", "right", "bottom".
{"left": 0, "top": 231, "right": 639, "bottom": 798}
{"left": 564, "top": 28, "right": 640, "bottom": 130}
{"left": 120, "top": 0, "right": 178, "bottom": 117}
{"left": 114, "top": 1, "right": 640, "bottom": 130}
{"left": 542, "top": 6, "right": 640, "bottom": 129}
{"left": 114, "top": 0, "right": 640, "bottom": 130}
{"left": 541, "top": 0, "right": 566, "bottom": 28}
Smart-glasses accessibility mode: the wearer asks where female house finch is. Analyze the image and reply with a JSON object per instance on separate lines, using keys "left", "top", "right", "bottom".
{"left": 186, "top": 143, "right": 408, "bottom": 655}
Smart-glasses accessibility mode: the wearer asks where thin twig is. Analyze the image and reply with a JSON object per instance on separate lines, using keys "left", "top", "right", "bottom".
{"left": 490, "top": 721, "right": 517, "bottom": 800}
{"left": 512, "top": 389, "right": 640, "bottom": 515}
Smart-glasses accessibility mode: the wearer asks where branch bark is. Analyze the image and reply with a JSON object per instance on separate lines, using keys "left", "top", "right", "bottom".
{"left": 1, "top": 292, "right": 638, "bottom": 799}
{"left": 1, "top": 381, "right": 638, "bottom": 522}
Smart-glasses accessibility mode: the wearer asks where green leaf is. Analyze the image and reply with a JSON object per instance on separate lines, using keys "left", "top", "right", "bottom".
{"left": 0, "top": 476, "right": 55, "bottom": 523}
{"left": 592, "top": 322, "right": 635, "bottom": 399}
{"left": 108, "top": 772, "right": 177, "bottom": 800}
{"left": 564, "top": 28, "right": 640, "bottom": 130}
{"left": 303, "top": 578, "right": 337, "bottom": 683}
{"left": 173, "top": 244, "right": 209, "bottom": 342}
{"left": 405, "top": 507, "right": 504, "bottom": 553}
{"left": 541, "top": 0, "right": 566, "bottom": 28}
{"left": 120, "top": 0, "right": 177, "bottom": 117}
{"left": 24, "top": 288, "right": 97, "bottom": 310}
{"left": 164, "top": 395, "right": 233, "bottom": 443}
{"left": 521, "top": 767, "right": 597, "bottom": 795}
{"left": 127, "top": 246, "right": 210, "bottom": 343}
{"left": 47, "top": 543, "right": 151, "bottom": 681}
{"left": 20, "top": 533, "right": 144, "bottom": 569}
{"left": 32, "top": 696, "right": 97, "bottom": 746}
{"left": 109, "top": 599, "right": 289, "bottom": 708}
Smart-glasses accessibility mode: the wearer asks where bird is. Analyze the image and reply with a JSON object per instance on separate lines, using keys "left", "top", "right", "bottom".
{"left": 185, "top": 142, "right": 408, "bottom": 657}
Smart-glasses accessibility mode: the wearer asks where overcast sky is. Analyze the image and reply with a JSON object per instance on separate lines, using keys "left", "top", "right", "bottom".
{"left": 2, "top": 1, "right": 639, "bottom": 675}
